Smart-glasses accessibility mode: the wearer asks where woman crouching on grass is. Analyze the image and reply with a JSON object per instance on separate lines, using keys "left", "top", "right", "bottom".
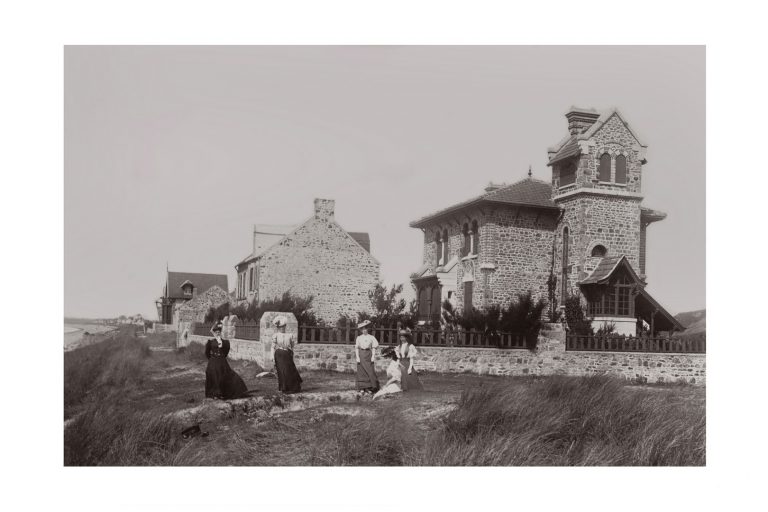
{"left": 355, "top": 320, "right": 380, "bottom": 395}
{"left": 271, "top": 315, "right": 302, "bottom": 394}
{"left": 373, "top": 347, "right": 402, "bottom": 400}
{"left": 205, "top": 321, "right": 248, "bottom": 400}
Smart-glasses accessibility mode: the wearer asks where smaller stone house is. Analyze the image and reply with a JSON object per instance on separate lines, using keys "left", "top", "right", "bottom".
{"left": 235, "top": 198, "right": 380, "bottom": 323}
{"left": 156, "top": 271, "right": 229, "bottom": 325}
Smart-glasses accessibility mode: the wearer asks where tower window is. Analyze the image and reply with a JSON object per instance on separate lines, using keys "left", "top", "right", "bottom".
{"left": 435, "top": 231, "right": 442, "bottom": 267}
{"left": 561, "top": 227, "right": 569, "bottom": 304}
{"left": 598, "top": 153, "right": 611, "bottom": 182}
{"left": 560, "top": 161, "right": 576, "bottom": 186}
{"left": 471, "top": 220, "right": 479, "bottom": 256}
{"left": 615, "top": 154, "right": 627, "bottom": 184}
{"left": 591, "top": 245, "right": 607, "bottom": 257}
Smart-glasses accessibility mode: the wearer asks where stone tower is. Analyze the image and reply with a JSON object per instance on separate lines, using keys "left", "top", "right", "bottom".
{"left": 547, "top": 107, "right": 662, "bottom": 304}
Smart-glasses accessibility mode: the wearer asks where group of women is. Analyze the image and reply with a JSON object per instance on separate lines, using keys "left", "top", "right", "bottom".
{"left": 203, "top": 317, "right": 422, "bottom": 401}
{"left": 354, "top": 319, "right": 423, "bottom": 400}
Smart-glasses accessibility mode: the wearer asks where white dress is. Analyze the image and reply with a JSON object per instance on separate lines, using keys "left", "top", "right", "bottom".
{"left": 373, "top": 361, "right": 402, "bottom": 399}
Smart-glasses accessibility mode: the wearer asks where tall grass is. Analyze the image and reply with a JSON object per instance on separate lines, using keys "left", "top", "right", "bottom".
{"left": 64, "top": 330, "right": 150, "bottom": 415}
{"left": 65, "top": 400, "right": 184, "bottom": 465}
{"left": 421, "top": 375, "right": 705, "bottom": 466}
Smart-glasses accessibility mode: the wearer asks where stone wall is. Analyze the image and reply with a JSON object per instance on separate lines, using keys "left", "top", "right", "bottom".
{"left": 177, "top": 322, "right": 705, "bottom": 385}
{"left": 255, "top": 205, "right": 380, "bottom": 323}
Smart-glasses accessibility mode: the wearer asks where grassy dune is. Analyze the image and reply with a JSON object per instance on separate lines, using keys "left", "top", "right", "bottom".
{"left": 64, "top": 329, "right": 705, "bottom": 466}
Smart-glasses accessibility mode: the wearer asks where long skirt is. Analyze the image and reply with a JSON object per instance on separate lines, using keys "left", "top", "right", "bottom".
{"left": 356, "top": 348, "right": 379, "bottom": 391}
{"left": 399, "top": 358, "right": 423, "bottom": 391}
{"left": 206, "top": 357, "right": 248, "bottom": 399}
{"left": 274, "top": 349, "right": 302, "bottom": 393}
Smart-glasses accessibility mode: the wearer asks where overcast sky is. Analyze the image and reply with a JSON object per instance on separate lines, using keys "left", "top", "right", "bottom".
{"left": 64, "top": 46, "right": 705, "bottom": 319}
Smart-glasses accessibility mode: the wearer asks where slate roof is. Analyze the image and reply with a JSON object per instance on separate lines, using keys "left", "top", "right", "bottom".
{"left": 547, "top": 136, "right": 580, "bottom": 166}
{"left": 165, "top": 272, "right": 228, "bottom": 299}
{"left": 640, "top": 207, "right": 667, "bottom": 223}
{"left": 348, "top": 232, "right": 370, "bottom": 253}
{"left": 579, "top": 255, "right": 643, "bottom": 285}
{"left": 410, "top": 177, "right": 559, "bottom": 228}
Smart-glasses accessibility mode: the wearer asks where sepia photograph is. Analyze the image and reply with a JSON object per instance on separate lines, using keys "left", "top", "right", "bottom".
{"left": 64, "top": 45, "right": 706, "bottom": 467}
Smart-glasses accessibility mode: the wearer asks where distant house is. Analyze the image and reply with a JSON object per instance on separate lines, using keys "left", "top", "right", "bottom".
{"left": 235, "top": 198, "right": 380, "bottom": 323}
{"left": 156, "top": 271, "right": 229, "bottom": 324}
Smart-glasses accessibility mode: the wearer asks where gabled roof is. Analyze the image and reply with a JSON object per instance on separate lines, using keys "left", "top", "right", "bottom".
{"left": 409, "top": 177, "right": 560, "bottom": 228}
{"left": 237, "top": 222, "right": 373, "bottom": 266}
{"left": 579, "top": 255, "right": 643, "bottom": 285}
{"left": 547, "top": 109, "right": 648, "bottom": 167}
{"left": 165, "top": 272, "right": 228, "bottom": 300}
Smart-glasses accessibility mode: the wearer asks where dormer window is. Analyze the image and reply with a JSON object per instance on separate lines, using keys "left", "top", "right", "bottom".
{"left": 598, "top": 153, "right": 611, "bottom": 182}
{"left": 180, "top": 280, "right": 194, "bottom": 297}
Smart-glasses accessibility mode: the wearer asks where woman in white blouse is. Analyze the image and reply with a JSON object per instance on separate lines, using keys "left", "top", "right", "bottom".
{"left": 355, "top": 320, "right": 380, "bottom": 394}
{"left": 396, "top": 330, "right": 423, "bottom": 391}
{"left": 373, "top": 347, "right": 402, "bottom": 400}
{"left": 271, "top": 315, "right": 302, "bottom": 393}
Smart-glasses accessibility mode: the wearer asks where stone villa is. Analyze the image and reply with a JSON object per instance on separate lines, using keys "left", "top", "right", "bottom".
{"left": 235, "top": 198, "right": 380, "bottom": 323}
{"left": 409, "top": 107, "right": 683, "bottom": 336}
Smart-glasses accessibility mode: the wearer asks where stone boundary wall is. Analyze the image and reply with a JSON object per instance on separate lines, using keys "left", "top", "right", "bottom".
{"left": 177, "top": 323, "right": 705, "bottom": 385}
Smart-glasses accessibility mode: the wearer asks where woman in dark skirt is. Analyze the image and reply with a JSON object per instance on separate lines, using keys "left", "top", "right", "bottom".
{"left": 355, "top": 320, "right": 380, "bottom": 394}
{"left": 205, "top": 322, "right": 248, "bottom": 400}
{"left": 396, "top": 330, "right": 423, "bottom": 392}
{"left": 271, "top": 315, "right": 302, "bottom": 393}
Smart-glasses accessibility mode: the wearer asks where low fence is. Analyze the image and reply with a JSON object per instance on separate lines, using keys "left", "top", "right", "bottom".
{"left": 193, "top": 321, "right": 260, "bottom": 340}
{"left": 298, "top": 326, "right": 528, "bottom": 349}
{"left": 566, "top": 334, "right": 706, "bottom": 354}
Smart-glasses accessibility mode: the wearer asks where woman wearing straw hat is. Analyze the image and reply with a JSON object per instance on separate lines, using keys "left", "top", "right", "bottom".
{"left": 205, "top": 321, "right": 248, "bottom": 400}
{"left": 355, "top": 320, "right": 380, "bottom": 394}
{"left": 396, "top": 329, "right": 423, "bottom": 391}
{"left": 271, "top": 315, "right": 302, "bottom": 394}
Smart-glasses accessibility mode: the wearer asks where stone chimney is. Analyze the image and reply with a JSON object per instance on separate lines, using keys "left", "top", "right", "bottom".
{"left": 565, "top": 107, "right": 600, "bottom": 135}
{"left": 314, "top": 198, "right": 335, "bottom": 221}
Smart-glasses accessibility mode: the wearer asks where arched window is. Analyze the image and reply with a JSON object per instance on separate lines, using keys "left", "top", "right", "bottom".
{"left": 591, "top": 244, "right": 607, "bottom": 257}
{"left": 598, "top": 153, "right": 611, "bottom": 182}
{"left": 561, "top": 227, "right": 569, "bottom": 303}
{"left": 615, "top": 154, "right": 627, "bottom": 184}
{"left": 442, "top": 229, "right": 449, "bottom": 263}
{"left": 462, "top": 223, "right": 470, "bottom": 257}
{"left": 435, "top": 231, "right": 442, "bottom": 267}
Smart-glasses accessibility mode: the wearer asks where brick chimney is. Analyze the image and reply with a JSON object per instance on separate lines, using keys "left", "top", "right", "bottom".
{"left": 314, "top": 198, "right": 335, "bottom": 221}
{"left": 565, "top": 107, "right": 600, "bottom": 135}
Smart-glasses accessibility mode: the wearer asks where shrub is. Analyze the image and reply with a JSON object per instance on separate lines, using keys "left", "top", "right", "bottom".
{"left": 204, "top": 292, "right": 319, "bottom": 326}
{"left": 348, "top": 283, "right": 418, "bottom": 328}
{"left": 499, "top": 292, "right": 546, "bottom": 349}
{"left": 564, "top": 294, "right": 593, "bottom": 335}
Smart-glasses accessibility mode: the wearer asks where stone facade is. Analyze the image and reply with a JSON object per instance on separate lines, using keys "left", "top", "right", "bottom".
{"left": 174, "top": 285, "right": 230, "bottom": 325}
{"left": 177, "top": 323, "right": 705, "bottom": 385}
{"left": 236, "top": 199, "right": 380, "bottom": 323}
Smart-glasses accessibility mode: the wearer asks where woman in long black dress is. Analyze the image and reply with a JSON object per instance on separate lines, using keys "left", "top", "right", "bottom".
{"left": 271, "top": 315, "right": 302, "bottom": 393}
{"left": 205, "top": 322, "right": 248, "bottom": 399}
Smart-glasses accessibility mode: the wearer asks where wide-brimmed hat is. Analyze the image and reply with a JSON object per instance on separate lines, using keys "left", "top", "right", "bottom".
{"left": 398, "top": 329, "right": 412, "bottom": 341}
{"left": 211, "top": 321, "right": 223, "bottom": 333}
{"left": 272, "top": 315, "right": 288, "bottom": 328}
{"left": 357, "top": 319, "right": 372, "bottom": 329}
